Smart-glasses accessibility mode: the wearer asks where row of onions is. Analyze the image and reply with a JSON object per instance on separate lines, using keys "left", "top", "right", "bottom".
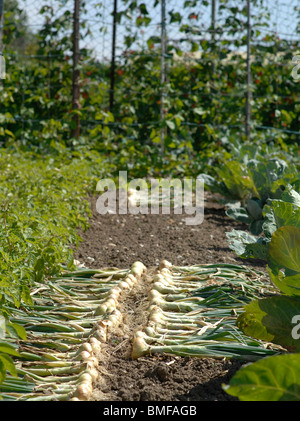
{"left": 132, "top": 260, "right": 284, "bottom": 361}
{"left": 1, "top": 261, "right": 146, "bottom": 401}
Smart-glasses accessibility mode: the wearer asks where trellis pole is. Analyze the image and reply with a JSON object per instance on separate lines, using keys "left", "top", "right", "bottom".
{"left": 245, "top": 0, "right": 251, "bottom": 141}
{"left": 109, "top": 0, "right": 118, "bottom": 112}
{"left": 160, "top": 0, "right": 166, "bottom": 156}
{"left": 0, "top": 0, "right": 5, "bottom": 80}
{"left": 71, "top": 0, "right": 81, "bottom": 140}
{"left": 211, "top": 0, "right": 216, "bottom": 74}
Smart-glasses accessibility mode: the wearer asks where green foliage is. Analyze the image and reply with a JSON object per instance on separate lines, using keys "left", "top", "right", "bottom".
{"left": 0, "top": 149, "right": 111, "bottom": 314}
{"left": 199, "top": 161, "right": 258, "bottom": 204}
{"left": 0, "top": 0, "right": 298, "bottom": 398}
{"left": 227, "top": 187, "right": 300, "bottom": 259}
{"left": 225, "top": 214, "right": 300, "bottom": 401}
{"left": 237, "top": 295, "right": 300, "bottom": 351}
{"left": 0, "top": 0, "right": 299, "bottom": 158}
{"left": 0, "top": 316, "right": 24, "bottom": 385}
{"left": 0, "top": 147, "right": 114, "bottom": 389}
{"left": 224, "top": 354, "right": 300, "bottom": 401}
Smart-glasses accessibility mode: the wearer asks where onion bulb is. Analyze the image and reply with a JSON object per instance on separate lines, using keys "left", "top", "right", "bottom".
{"left": 131, "top": 261, "right": 146, "bottom": 277}
{"left": 74, "top": 383, "right": 92, "bottom": 401}
{"left": 89, "top": 337, "right": 101, "bottom": 355}
{"left": 127, "top": 274, "right": 137, "bottom": 283}
{"left": 105, "top": 297, "right": 117, "bottom": 308}
{"left": 144, "top": 326, "right": 156, "bottom": 337}
{"left": 93, "top": 327, "right": 107, "bottom": 342}
{"left": 86, "top": 367, "right": 99, "bottom": 383}
{"left": 131, "top": 337, "right": 149, "bottom": 359}
{"left": 160, "top": 268, "right": 172, "bottom": 276}
{"left": 123, "top": 276, "right": 134, "bottom": 287}
{"left": 94, "top": 303, "right": 107, "bottom": 316}
{"left": 119, "top": 280, "right": 131, "bottom": 290}
{"left": 159, "top": 260, "right": 172, "bottom": 270}
{"left": 74, "top": 350, "right": 92, "bottom": 362}
{"left": 134, "top": 330, "right": 146, "bottom": 339}
{"left": 78, "top": 372, "right": 93, "bottom": 385}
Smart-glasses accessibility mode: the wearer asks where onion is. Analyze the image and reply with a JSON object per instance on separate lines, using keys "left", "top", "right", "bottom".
{"left": 144, "top": 326, "right": 156, "bottom": 337}
{"left": 89, "top": 337, "right": 101, "bottom": 345}
{"left": 108, "top": 314, "right": 121, "bottom": 326}
{"left": 107, "top": 291, "right": 120, "bottom": 302}
{"left": 110, "top": 286, "right": 121, "bottom": 296}
{"left": 86, "top": 367, "right": 99, "bottom": 383}
{"left": 89, "top": 337, "right": 102, "bottom": 354}
{"left": 131, "top": 261, "right": 146, "bottom": 277}
{"left": 75, "top": 383, "right": 92, "bottom": 400}
{"left": 84, "top": 355, "right": 99, "bottom": 367}
{"left": 134, "top": 330, "right": 146, "bottom": 338}
{"left": 149, "top": 312, "right": 164, "bottom": 324}
{"left": 78, "top": 372, "right": 93, "bottom": 385}
{"left": 148, "top": 289, "right": 161, "bottom": 301}
{"left": 93, "top": 327, "right": 107, "bottom": 342}
{"left": 80, "top": 342, "right": 93, "bottom": 354}
{"left": 108, "top": 309, "right": 122, "bottom": 324}
{"left": 119, "top": 280, "right": 131, "bottom": 290}
{"left": 105, "top": 297, "right": 117, "bottom": 308}
{"left": 124, "top": 276, "right": 134, "bottom": 287}
{"left": 74, "top": 350, "right": 92, "bottom": 362}
{"left": 153, "top": 274, "right": 173, "bottom": 284}
{"left": 159, "top": 260, "right": 172, "bottom": 270}
{"left": 153, "top": 281, "right": 174, "bottom": 294}
{"left": 94, "top": 303, "right": 107, "bottom": 316}
{"left": 127, "top": 274, "right": 137, "bottom": 283}
{"left": 161, "top": 268, "right": 172, "bottom": 276}
{"left": 131, "top": 337, "right": 149, "bottom": 359}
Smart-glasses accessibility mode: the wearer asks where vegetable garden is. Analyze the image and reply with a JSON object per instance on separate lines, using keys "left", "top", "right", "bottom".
{"left": 0, "top": 0, "right": 300, "bottom": 403}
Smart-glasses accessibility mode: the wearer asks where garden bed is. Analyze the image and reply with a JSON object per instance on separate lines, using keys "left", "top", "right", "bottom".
{"left": 72, "top": 192, "right": 268, "bottom": 401}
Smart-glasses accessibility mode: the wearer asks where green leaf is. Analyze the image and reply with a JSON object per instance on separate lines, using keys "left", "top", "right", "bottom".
{"left": 224, "top": 354, "right": 300, "bottom": 401}
{"left": 6, "top": 322, "right": 27, "bottom": 340}
{"left": 0, "top": 341, "right": 21, "bottom": 357}
{"left": 226, "top": 230, "right": 269, "bottom": 259}
{"left": 236, "top": 296, "right": 300, "bottom": 351}
{"left": 246, "top": 198, "right": 264, "bottom": 220}
{"left": 280, "top": 187, "right": 300, "bottom": 207}
{"left": 268, "top": 267, "right": 300, "bottom": 297}
{"left": 270, "top": 200, "right": 300, "bottom": 229}
{"left": 249, "top": 219, "right": 264, "bottom": 236}
{"left": 192, "top": 107, "right": 205, "bottom": 116}
{"left": 166, "top": 120, "right": 175, "bottom": 130}
{"left": 0, "top": 353, "right": 18, "bottom": 378}
{"left": 217, "top": 161, "right": 257, "bottom": 202}
{"left": 268, "top": 226, "right": 300, "bottom": 273}
{"left": 197, "top": 174, "right": 230, "bottom": 197}
{"left": 226, "top": 206, "right": 251, "bottom": 224}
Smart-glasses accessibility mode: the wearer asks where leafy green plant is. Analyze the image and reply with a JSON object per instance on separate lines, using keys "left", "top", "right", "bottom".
{"left": 0, "top": 315, "right": 27, "bottom": 387}
{"left": 226, "top": 186, "right": 300, "bottom": 258}
{"left": 227, "top": 186, "right": 300, "bottom": 260}
{"left": 226, "top": 157, "right": 299, "bottom": 234}
{"left": 0, "top": 147, "right": 116, "bottom": 390}
{"left": 224, "top": 223, "right": 300, "bottom": 401}
{"left": 224, "top": 353, "right": 300, "bottom": 401}
{"left": 199, "top": 160, "right": 258, "bottom": 205}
